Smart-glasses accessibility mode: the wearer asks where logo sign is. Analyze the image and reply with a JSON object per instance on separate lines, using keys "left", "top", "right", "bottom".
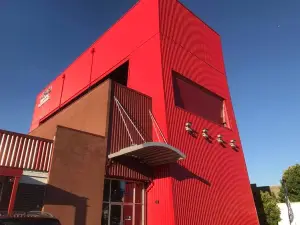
{"left": 38, "top": 86, "right": 52, "bottom": 107}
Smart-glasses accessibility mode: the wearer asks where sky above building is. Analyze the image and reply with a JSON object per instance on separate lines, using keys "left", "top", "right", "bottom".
{"left": 0, "top": 0, "right": 299, "bottom": 186}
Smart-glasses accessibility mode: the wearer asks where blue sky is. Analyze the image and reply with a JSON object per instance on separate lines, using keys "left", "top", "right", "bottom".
{"left": 0, "top": 0, "right": 299, "bottom": 186}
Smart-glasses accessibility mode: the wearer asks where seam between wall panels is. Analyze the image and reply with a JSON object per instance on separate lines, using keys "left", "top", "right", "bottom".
{"left": 34, "top": 0, "right": 146, "bottom": 110}
{"left": 161, "top": 34, "right": 225, "bottom": 75}
{"left": 218, "top": 39, "right": 239, "bottom": 134}
{"left": 39, "top": 32, "right": 161, "bottom": 129}
{"left": 158, "top": 2, "right": 176, "bottom": 225}
{"left": 104, "top": 81, "right": 113, "bottom": 177}
{"left": 160, "top": 33, "right": 176, "bottom": 225}
{"left": 104, "top": 31, "right": 161, "bottom": 80}
{"left": 177, "top": 1, "right": 220, "bottom": 36}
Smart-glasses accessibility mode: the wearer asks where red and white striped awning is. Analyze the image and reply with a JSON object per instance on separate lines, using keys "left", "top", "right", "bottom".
{"left": 108, "top": 142, "right": 186, "bottom": 166}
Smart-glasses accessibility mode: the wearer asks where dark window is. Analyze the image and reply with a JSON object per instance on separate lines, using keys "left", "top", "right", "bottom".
{"left": 173, "top": 72, "right": 226, "bottom": 125}
{"left": 103, "top": 179, "right": 110, "bottom": 202}
{"left": 107, "top": 61, "right": 129, "bottom": 86}
{"left": 110, "top": 180, "right": 125, "bottom": 202}
{"left": 110, "top": 205, "right": 122, "bottom": 224}
{"left": 101, "top": 203, "right": 109, "bottom": 225}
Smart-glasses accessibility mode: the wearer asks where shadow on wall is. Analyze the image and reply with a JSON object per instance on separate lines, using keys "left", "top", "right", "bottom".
{"left": 251, "top": 184, "right": 272, "bottom": 225}
{"left": 0, "top": 177, "right": 45, "bottom": 212}
{"left": 170, "top": 163, "right": 211, "bottom": 186}
{"left": 113, "top": 157, "right": 211, "bottom": 186}
{"left": 44, "top": 185, "right": 88, "bottom": 225}
{"left": 109, "top": 155, "right": 154, "bottom": 179}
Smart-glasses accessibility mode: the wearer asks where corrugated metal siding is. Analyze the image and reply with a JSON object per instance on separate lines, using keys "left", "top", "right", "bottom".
{"left": 158, "top": 1, "right": 259, "bottom": 225}
{"left": 146, "top": 165, "right": 175, "bottom": 225}
{"left": 0, "top": 130, "right": 53, "bottom": 172}
{"left": 126, "top": 32, "right": 175, "bottom": 225}
{"left": 159, "top": 0, "right": 225, "bottom": 74}
{"left": 107, "top": 83, "right": 152, "bottom": 181}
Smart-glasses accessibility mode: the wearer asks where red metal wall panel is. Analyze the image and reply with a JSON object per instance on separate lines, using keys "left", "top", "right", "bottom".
{"left": 159, "top": 0, "right": 225, "bottom": 74}
{"left": 127, "top": 34, "right": 168, "bottom": 142}
{"left": 0, "top": 130, "right": 53, "bottom": 172}
{"left": 157, "top": 1, "right": 259, "bottom": 225}
{"left": 108, "top": 82, "right": 153, "bottom": 181}
{"left": 30, "top": 0, "right": 160, "bottom": 131}
{"left": 60, "top": 50, "right": 93, "bottom": 105}
{"left": 27, "top": 0, "right": 258, "bottom": 224}
{"left": 128, "top": 34, "right": 175, "bottom": 225}
{"left": 90, "top": 0, "right": 160, "bottom": 85}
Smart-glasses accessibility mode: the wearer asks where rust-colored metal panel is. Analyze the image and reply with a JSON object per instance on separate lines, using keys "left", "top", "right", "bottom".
{"left": 107, "top": 83, "right": 153, "bottom": 181}
{"left": 29, "top": 80, "right": 111, "bottom": 140}
{"left": 44, "top": 126, "right": 107, "bottom": 225}
{"left": 0, "top": 130, "right": 53, "bottom": 172}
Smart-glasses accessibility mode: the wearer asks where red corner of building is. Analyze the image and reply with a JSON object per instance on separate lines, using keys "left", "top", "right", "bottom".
{"left": 0, "top": 1, "right": 259, "bottom": 224}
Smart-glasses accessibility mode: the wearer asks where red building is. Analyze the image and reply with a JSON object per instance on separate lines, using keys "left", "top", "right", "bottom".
{"left": 0, "top": 0, "right": 259, "bottom": 224}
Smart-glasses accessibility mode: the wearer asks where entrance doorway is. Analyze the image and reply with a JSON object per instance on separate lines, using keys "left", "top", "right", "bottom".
{"left": 102, "top": 179, "right": 144, "bottom": 225}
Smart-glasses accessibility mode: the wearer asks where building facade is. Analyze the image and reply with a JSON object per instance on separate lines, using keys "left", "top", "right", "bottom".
{"left": 0, "top": 0, "right": 259, "bottom": 224}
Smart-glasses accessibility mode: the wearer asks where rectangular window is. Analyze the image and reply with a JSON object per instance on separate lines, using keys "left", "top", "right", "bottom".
{"left": 173, "top": 71, "right": 229, "bottom": 126}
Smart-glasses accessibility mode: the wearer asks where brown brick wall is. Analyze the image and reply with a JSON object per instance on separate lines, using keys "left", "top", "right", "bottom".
{"left": 43, "top": 126, "right": 107, "bottom": 225}
{"left": 29, "top": 80, "right": 111, "bottom": 140}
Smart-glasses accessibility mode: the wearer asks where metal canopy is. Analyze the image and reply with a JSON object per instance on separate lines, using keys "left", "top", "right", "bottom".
{"left": 108, "top": 142, "right": 186, "bottom": 166}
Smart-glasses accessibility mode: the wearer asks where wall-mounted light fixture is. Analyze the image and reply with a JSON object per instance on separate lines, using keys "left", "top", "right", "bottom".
{"left": 202, "top": 129, "right": 209, "bottom": 139}
{"left": 216, "top": 134, "right": 224, "bottom": 144}
{"left": 229, "top": 140, "right": 237, "bottom": 149}
{"left": 185, "top": 122, "right": 193, "bottom": 134}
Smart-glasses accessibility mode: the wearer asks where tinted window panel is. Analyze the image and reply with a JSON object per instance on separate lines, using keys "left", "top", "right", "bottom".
{"left": 101, "top": 203, "right": 109, "bottom": 225}
{"left": 111, "top": 180, "right": 125, "bottom": 202}
{"left": 135, "top": 183, "right": 143, "bottom": 204}
{"left": 123, "top": 182, "right": 134, "bottom": 203}
{"left": 110, "top": 205, "right": 122, "bottom": 225}
{"left": 103, "top": 179, "right": 110, "bottom": 202}
{"left": 135, "top": 204, "right": 143, "bottom": 225}
{"left": 173, "top": 72, "right": 224, "bottom": 124}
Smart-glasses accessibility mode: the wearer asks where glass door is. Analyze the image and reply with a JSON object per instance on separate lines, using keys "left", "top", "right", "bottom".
{"left": 110, "top": 204, "right": 122, "bottom": 225}
{"left": 102, "top": 179, "right": 144, "bottom": 225}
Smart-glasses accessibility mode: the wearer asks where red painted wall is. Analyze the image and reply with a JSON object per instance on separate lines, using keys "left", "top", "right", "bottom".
{"left": 128, "top": 34, "right": 175, "bottom": 225}
{"left": 158, "top": 1, "right": 258, "bottom": 225}
{"left": 30, "top": 0, "right": 258, "bottom": 224}
{"left": 30, "top": 0, "right": 160, "bottom": 131}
